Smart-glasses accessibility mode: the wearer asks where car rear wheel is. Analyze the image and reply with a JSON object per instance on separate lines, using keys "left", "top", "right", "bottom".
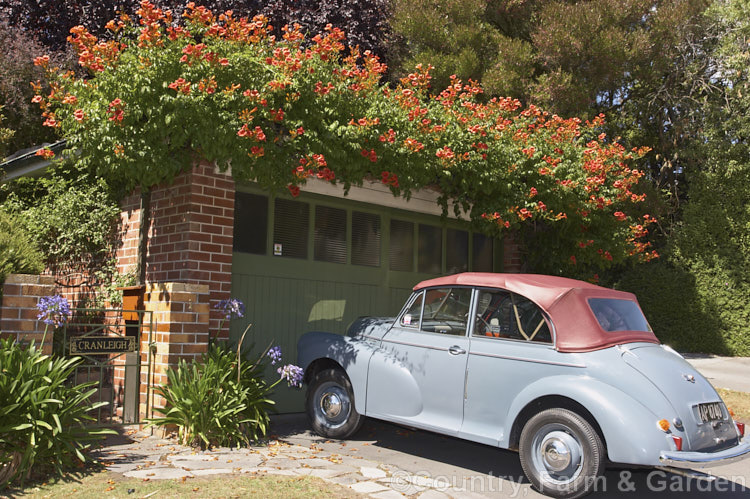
{"left": 519, "top": 408, "right": 605, "bottom": 499}
{"left": 306, "top": 368, "right": 363, "bottom": 439}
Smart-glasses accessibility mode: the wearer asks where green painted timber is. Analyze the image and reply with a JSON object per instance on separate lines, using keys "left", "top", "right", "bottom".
{"left": 230, "top": 185, "right": 504, "bottom": 412}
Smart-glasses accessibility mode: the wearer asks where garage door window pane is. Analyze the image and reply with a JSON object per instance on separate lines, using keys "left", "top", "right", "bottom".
{"left": 352, "top": 211, "right": 381, "bottom": 267}
{"left": 273, "top": 198, "right": 309, "bottom": 259}
{"left": 418, "top": 224, "right": 442, "bottom": 274}
{"left": 472, "top": 233, "right": 493, "bottom": 272}
{"left": 233, "top": 192, "right": 268, "bottom": 255}
{"left": 314, "top": 205, "right": 347, "bottom": 264}
{"left": 446, "top": 228, "right": 468, "bottom": 273}
{"left": 389, "top": 220, "right": 414, "bottom": 271}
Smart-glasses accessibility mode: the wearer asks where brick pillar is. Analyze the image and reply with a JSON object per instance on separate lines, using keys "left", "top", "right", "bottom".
{"left": 503, "top": 234, "right": 524, "bottom": 273}
{"left": 117, "top": 161, "right": 235, "bottom": 341}
{"left": 142, "top": 282, "right": 210, "bottom": 415}
{"left": 0, "top": 274, "right": 57, "bottom": 353}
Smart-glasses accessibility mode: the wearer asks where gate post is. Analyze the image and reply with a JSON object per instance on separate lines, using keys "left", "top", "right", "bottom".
{"left": 142, "top": 282, "right": 210, "bottom": 419}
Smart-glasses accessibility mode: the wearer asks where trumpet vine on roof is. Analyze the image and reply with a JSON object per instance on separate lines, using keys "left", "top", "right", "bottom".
{"left": 32, "top": 0, "right": 657, "bottom": 274}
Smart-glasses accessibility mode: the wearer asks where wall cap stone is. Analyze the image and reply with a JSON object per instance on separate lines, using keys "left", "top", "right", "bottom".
{"left": 4, "top": 274, "right": 55, "bottom": 285}
{"left": 145, "top": 282, "right": 210, "bottom": 295}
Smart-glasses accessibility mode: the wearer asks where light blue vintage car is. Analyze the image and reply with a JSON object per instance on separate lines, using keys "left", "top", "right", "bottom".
{"left": 297, "top": 273, "right": 749, "bottom": 498}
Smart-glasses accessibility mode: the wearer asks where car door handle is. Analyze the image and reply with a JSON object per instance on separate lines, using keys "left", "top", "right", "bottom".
{"left": 448, "top": 345, "right": 466, "bottom": 355}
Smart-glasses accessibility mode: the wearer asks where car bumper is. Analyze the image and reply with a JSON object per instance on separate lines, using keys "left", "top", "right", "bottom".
{"left": 659, "top": 439, "right": 750, "bottom": 469}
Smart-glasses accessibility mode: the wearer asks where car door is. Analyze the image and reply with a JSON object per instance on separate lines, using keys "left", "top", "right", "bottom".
{"left": 460, "top": 288, "right": 570, "bottom": 446}
{"left": 365, "top": 287, "right": 473, "bottom": 435}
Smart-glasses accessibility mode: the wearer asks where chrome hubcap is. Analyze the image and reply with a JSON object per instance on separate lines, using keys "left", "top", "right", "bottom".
{"left": 542, "top": 435, "right": 573, "bottom": 471}
{"left": 313, "top": 381, "right": 351, "bottom": 429}
{"left": 321, "top": 392, "right": 343, "bottom": 418}
{"left": 531, "top": 426, "right": 583, "bottom": 484}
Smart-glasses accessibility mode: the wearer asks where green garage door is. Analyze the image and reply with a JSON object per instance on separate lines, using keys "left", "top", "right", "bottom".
{"left": 230, "top": 186, "right": 503, "bottom": 412}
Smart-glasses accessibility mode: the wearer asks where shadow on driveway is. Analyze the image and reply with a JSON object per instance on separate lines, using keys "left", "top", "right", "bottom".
{"left": 271, "top": 413, "right": 750, "bottom": 498}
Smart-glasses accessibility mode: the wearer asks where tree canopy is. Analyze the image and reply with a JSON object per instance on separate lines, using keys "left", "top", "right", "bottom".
{"left": 0, "top": 21, "right": 58, "bottom": 158}
{"left": 33, "top": 1, "right": 657, "bottom": 276}
{"left": 388, "top": 0, "right": 713, "bottom": 216}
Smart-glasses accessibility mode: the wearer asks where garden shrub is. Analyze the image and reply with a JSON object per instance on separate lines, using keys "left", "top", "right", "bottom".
{"left": 2, "top": 168, "right": 120, "bottom": 277}
{"left": 1, "top": 163, "right": 121, "bottom": 306}
{"left": 0, "top": 210, "right": 44, "bottom": 290}
{"left": 148, "top": 337, "right": 302, "bottom": 449}
{"left": 618, "top": 257, "right": 750, "bottom": 357}
{"left": 0, "top": 338, "right": 112, "bottom": 488}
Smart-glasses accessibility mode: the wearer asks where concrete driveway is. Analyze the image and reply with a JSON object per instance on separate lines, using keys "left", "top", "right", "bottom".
{"left": 685, "top": 355, "right": 750, "bottom": 393}
{"left": 272, "top": 414, "right": 750, "bottom": 498}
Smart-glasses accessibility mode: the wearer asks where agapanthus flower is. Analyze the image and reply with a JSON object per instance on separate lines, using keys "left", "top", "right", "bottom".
{"left": 267, "top": 346, "right": 282, "bottom": 365}
{"left": 36, "top": 295, "right": 71, "bottom": 327}
{"left": 214, "top": 298, "right": 245, "bottom": 320}
{"left": 277, "top": 364, "right": 304, "bottom": 387}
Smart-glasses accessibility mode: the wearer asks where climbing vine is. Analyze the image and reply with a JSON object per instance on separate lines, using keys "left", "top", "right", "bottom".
{"left": 33, "top": 1, "right": 657, "bottom": 274}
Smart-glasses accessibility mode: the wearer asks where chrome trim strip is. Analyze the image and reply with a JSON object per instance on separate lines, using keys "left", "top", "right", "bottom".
{"left": 358, "top": 334, "right": 381, "bottom": 342}
{"left": 380, "top": 337, "right": 451, "bottom": 352}
{"left": 468, "top": 350, "right": 586, "bottom": 368}
{"left": 659, "top": 440, "right": 750, "bottom": 469}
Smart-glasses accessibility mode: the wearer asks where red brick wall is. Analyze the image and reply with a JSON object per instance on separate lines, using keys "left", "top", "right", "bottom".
{"left": 117, "top": 161, "right": 235, "bottom": 340}
{"left": 503, "top": 234, "right": 523, "bottom": 273}
{"left": 117, "top": 192, "right": 141, "bottom": 276}
{"left": 0, "top": 274, "right": 57, "bottom": 353}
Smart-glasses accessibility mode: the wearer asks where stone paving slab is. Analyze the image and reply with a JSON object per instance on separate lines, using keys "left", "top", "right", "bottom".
{"left": 189, "top": 468, "right": 235, "bottom": 476}
{"left": 350, "top": 481, "right": 391, "bottom": 494}
{"left": 372, "top": 491, "right": 407, "bottom": 499}
{"left": 94, "top": 427, "right": 484, "bottom": 498}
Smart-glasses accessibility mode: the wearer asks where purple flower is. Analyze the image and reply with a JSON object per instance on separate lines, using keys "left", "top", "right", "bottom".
{"left": 267, "top": 346, "right": 282, "bottom": 365}
{"left": 277, "top": 364, "right": 304, "bottom": 387}
{"left": 215, "top": 298, "right": 245, "bottom": 320}
{"left": 36, "top": 295, "right": 71, "bottom": 327}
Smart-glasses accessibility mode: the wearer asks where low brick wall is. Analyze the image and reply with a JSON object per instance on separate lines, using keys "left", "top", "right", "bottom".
{"left": 0, "top": 274, "right": 57, "bottom": 353}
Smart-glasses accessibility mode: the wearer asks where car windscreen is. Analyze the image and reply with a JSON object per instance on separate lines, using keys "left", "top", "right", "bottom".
{"left": 588, "top": 298, "right": 651, "bottom": 332}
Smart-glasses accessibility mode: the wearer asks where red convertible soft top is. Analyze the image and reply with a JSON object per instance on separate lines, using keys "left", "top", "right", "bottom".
{"left": 414, "top": 273, "right": 660, "bottom": 353}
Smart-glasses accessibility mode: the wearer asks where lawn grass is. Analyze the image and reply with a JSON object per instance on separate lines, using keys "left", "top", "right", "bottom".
{"left": 3, "top": 471, "right": 360, "bottom": 499}
{"left": 717, "top": 388, "right": 750, "bottom": 423}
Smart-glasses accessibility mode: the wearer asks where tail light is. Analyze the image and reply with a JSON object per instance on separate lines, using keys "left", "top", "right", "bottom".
{"left": 737, "top": 422, "right": 745, "bottom": 438}
{"left": 671, "top": 435, "right": 683, "bottom": 451}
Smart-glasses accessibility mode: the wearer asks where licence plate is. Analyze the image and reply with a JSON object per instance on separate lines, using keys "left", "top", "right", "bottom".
{"left": 696, "top": 402, "right": 724, "bottom": 423}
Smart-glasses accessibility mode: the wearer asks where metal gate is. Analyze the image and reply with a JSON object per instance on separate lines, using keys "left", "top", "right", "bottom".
{"left": 60, "top": 308, "right": 154, "bottom": 425}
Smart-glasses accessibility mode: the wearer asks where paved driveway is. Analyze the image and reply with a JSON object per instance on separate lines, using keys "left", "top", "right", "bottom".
{"left": 272, "top": 414, "right": 750, "bottom": 498}
{"left": 685, "top": 355, "right": 750, "bottom": 393}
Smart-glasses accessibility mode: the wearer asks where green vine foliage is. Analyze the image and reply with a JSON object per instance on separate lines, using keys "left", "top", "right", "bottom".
{"left": 35, "top": 1, "right": 657, "bottom": 274}
{"left": 0, "top": 210, "right": 44, "bottom": 289}
{"left": 1, "top": 163, "right": 120, "bottom": 283}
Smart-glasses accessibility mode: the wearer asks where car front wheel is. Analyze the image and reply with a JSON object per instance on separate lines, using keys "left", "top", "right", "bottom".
{"left": 306, "top": 368, "right": 363, "bottom": 439}
{"left": 519, "top": 408, "right": 605, "bottom": 499}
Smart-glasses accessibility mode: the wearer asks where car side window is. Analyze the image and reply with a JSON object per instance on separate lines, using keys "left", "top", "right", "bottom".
{"left": 419, "top": 287, "right": 471, "bottom": 336}
{"left": 400, "top": 291, "right": 423, "bottom": 328}
{"left": 474, "top": 290, "right": 552, "bottom": 343}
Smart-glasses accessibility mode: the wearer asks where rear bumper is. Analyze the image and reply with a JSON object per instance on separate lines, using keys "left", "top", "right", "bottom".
{"left": 659, "top": 439, "right": 750, "bottom": 469}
